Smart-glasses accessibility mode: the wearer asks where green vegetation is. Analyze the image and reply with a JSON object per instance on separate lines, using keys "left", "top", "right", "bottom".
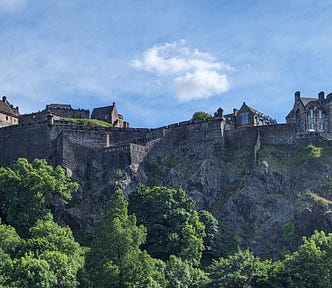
{"left": 128, "top": 184, "right": 208, "bottom": 266}
{"left": 61, "top": 117, "right": 113, "bottom": 128}
{"left": 307, "top": 191, "right": 332, "bottom": 205}
{"left": 192, "top": 112, "right": 213, "bottom": 121}
{"left": 1, "top": 158, "right": 332, "bottom": 287}
{"left": 305, "top": 144, "right": 322, "bottom": 158}
{"left": 282, "top": 219, "right": 295, "bottom": 241}
{"left": 85, "top": 189, "right": 165, "bottom": 287}
{"left": 0, "top": 158, "right": 78, "bottom": 237}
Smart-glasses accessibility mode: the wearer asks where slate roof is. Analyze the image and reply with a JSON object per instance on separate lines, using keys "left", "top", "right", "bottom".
{"left": 0, "top": 98, "right": 19, "bottom": 117}
{"left": 91, "top": 105, "right": 115, "bottom": 119}
{"left": 300, "top": 98, "right": 321, "bottom": 107}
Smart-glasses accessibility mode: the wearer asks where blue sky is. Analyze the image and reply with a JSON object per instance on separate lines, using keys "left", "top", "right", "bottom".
{"left": 1, "top": 0, "right": 332, "bottom": 127}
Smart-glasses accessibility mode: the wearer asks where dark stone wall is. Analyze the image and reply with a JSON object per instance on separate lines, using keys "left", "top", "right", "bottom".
{"left": 0, "top": 121, "right": 54, "bottom": 164}
{"left": 224, "top": 124, "right": 297, "bottom": 150}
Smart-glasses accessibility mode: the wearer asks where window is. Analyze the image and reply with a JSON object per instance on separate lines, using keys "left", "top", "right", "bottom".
{"left": 310, "top": 110, "right": 314, "bottom": 119}
{"left": 309, "top": 123, "right": 315, "bottom": 131}
{"left": 241, "top": 113, "right": 249, "bottom": 124}
{"left": 319, "top": 123, "right": 324, "bottom": 130}
{"left": 318, "top": 110, "right": 322, "bottom": 119}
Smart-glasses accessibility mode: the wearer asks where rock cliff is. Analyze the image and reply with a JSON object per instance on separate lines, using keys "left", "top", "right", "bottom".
{"left": 0, "top": 120, "right": 331, "bottom": 259}
{"left": 64, "top": 126, "right": 332, "bottom": 260}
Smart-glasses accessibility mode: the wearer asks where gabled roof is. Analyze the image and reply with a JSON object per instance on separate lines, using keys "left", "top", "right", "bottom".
{"left": 300, "top": 98, "right": 321, "bottom": 107}
{"left": 91, "top": 104, "right": 116, "bottom": 118}
{"left": 239, "top": 102, "right": 261, "bottom": 115}
{"left": 0, "top": 97, "right": 19, "bottom": 117}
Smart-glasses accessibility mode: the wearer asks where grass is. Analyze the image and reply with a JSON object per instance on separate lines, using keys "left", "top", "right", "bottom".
{"left": 61, "top": 118, "right": 113, "bottom": 128}
{"left": 307, "top": 191, "right": 332, "bottom": 205}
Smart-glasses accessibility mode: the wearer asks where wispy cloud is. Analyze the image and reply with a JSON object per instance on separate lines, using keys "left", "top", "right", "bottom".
{"left": 132, "top": 40, "right": 233, "bottom": 101}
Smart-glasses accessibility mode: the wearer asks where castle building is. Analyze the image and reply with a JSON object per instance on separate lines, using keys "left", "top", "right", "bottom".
{"left": 19, "top": 103, "right": 90, "bottom": 124}
{"left": 91, "top": 102, "right": 129, "bottom": 128}
{"left": 0, "top": 96, "right": 19, "bottom": 128}
{"left": 286, "top": 91, "right": 332, "bottom": 134}
{"left": 218, "top": 102, "right": 277, "bottom": 130}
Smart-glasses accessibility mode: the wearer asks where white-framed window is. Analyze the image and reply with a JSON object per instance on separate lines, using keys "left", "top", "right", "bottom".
{"left": 310, "top": 110, "right": 314, "bottom": 119}
{"left": 318, "top": 110, "right": 322, "bottom": 119}
{"left": 241, "top": 113, "right": 249, "bottom": 124}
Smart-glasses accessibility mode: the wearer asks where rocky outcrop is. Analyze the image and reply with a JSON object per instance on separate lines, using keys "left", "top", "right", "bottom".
{"left": 62, "top": 122, "right": 332, "bottom": 260}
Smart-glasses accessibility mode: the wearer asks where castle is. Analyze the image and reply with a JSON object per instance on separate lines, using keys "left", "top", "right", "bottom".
{"left": 18, "top": 102, "right": 129, "bottom": 128}
{"left": 286, "top": 91, "right": 332, "bottom": 136}
{"left": 0, "top": 91, "right": 331, "bottom": 175}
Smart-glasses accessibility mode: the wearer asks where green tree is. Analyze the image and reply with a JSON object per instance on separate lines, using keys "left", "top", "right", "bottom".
{"left": 198, "top": 210, "right": 220, "bottom": 261}
{"left": 128, "top": 185, "right": 205, "bottom": 266}
{"left": 207, "top": 249, "right": 271, "bottom": 288}
{"left": 85, "top": 189, "right": 165, "bottom": 288}
{"left": 192, "top": 112, "right": 212, "bottom": 121}
{"left": 0, "top": 158, "right": 78, "bottom": 236}
{"left": 0, "top": 220, "right": 84, "bottom": 288}
{"left": 164, "top": 255, "right": 210, "bottom": 288}
{"left": 274, "top": 230, "right": 332, "bottom": 288}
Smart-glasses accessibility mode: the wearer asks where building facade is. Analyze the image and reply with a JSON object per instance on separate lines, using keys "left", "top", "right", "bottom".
{"left": 20, "top": 104, "right": 90, "bottom": 124}
{"left": 217, "top": 102, "right": 276, "bottom": 130}
{"left": 0, "top": 96, "right": 19, "bottom": 128}
{"left": 286, "top": 91, "right": 332, "bottom": 134}
{"left": 91, "top": 102, "right": 129, "bottom": 128}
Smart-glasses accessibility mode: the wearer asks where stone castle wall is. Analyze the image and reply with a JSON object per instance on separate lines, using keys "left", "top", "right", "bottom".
{"left": 224, "top": 123, "right": 297, "bottom": 150}
{"left": 0, "top": 117, "right": 330, "bottom": 174}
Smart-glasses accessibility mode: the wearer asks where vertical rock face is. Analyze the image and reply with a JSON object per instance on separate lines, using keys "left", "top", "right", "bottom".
{"left": 61, "top": 122, "right": 332, "bottom": 259}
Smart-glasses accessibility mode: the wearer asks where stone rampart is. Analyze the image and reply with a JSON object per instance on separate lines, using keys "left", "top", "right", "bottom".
{"left": 224, "top": 124, "right": 297, "bottom": 150}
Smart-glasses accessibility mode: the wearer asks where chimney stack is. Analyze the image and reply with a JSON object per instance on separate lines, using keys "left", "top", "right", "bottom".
{"left": 295, "top": 91, "right": 300, "bottom": 101}
{"left": 318, "top": 91, "right": 325, "bottom": 103}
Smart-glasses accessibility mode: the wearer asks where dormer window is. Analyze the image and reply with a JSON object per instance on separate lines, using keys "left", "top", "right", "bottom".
{"left": 309, "top": 110, "right": 314, "bottom": 119}
{"left": 318, "top": 110, "right": 322, "bottom": 119}
{"left": 241, "top": 113, "right": 248, "bottom": 124}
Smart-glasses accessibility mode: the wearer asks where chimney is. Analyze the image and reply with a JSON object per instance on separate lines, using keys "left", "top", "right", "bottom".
{"left": 295, "top": 91, "right": 300, "bottom": 101}
{"left": 318, "top": 91, "right": 325, "bottom": 103}
{"left": 233, "top": 108, "right": 239, "bottom": 116}
{"left": 2, "top": 96, "right": 6, "bottom": 102}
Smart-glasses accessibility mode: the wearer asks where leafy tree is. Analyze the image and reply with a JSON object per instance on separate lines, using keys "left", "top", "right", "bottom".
{"left": 6, "top": 254, "right": 56, "bottom": 288}
{"left": 128, "top": 184, "right": 205, "bottom": 266}
{"left": 164, "top": 255, "right": 210, "bottom": 288}
{"left": 198, "top": 210, "right": 220, "bottom": 260}
{"left": 0, "top": 158, "right": 78, "bottom": 236}
{"left": 207, "top": 249, "right": 271, "bottom": 288}
{"left": 0, "top": 220, "right": 84, "bottom": 288}
{"left": 85, "top": 189, "right": 165, "bottom": 288}
{"left": 192, "top": 112, "right": 212, "bottom": 121}
{"left": 273, "top": 230, "right": 332, "bottom": 288}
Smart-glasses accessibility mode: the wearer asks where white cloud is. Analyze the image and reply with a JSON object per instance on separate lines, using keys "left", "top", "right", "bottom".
{"left": 174, "top": 70, "right": 230, "bottom": 102}
{"left": 132, "top": 40, "right": 233, "bottom": 101}
{"left": 0, "top": 0, "right": 26, "bottom": 13}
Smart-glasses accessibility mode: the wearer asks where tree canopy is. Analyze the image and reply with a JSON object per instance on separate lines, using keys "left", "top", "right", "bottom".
{"left": 128, "top": 184, "right": 207, "bottom": 266}
{"left": 192, "top": 112, "right": 213, "bottom": 121}
{"left": 0, "top": 158, "right": 78, "bottom": 236}
{"left": 85, "top": 189, "right": 165, "bottom": 288}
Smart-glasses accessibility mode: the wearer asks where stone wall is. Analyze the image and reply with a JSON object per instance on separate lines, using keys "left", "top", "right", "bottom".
{"left": 224, "top": 123, "right": 297, "bottom": 150}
